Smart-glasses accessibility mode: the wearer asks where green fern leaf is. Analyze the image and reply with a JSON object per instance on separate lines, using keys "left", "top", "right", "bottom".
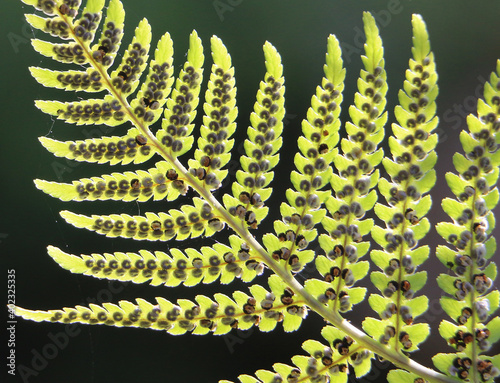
{"left": 127, "top": 31, "right": 174, "bottom": 127}
{"left": 14, "top": 275, "right": 307, "bottom": 335}
{"left": 225, "top": 41, "right": 285, "bottom": 230}
{"left": 187, "top": 35, "right": 237, "bottom": 192}
{"left": 59, "top": 198, "right": 224, "bottom": 240}
{"left": 366, "top": 13, "right": 438, "bottom": 357}
{"left": 434, "top": 57, "right": 500, "bottom": 381}
{"left": 15, "top": 2, "right": 500, "bottom": 382}
{"left": 38, "top": 129, "right": 155, "bottom": 165}
{"left": 34, "top": 161, "right": 189, "bottom": 202}
{"left": 314, "top": 11, "right": 387, "bottom": 319}
{"left": 29, "top": 66, "right": 106, "bottom": 92}
{"left": 45, "top": 234, "right": 264, "bottom": 286}
{"left": 155, "top": 30, "right": 202, "bottom": 160}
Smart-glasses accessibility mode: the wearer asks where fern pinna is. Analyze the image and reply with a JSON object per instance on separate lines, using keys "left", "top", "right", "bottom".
{"left": 13, "top": 0, "right": 500, "bottom": 382}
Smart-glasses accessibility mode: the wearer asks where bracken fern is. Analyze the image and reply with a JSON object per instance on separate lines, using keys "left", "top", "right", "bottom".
{"left": 12, "top": 0, "right": 500, "bottom": 382}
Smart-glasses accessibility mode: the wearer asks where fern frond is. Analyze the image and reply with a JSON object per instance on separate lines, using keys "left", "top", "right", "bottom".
{"left": 14, "top": 275, "right": 307, "bottom": 335}
{"left": 34, "top": 160, "right": 189, "bottom": 202}
{"left": 224, "top": 42, "right": 284, "bottom": 229}
{"left": 29, "top": 67, "right": 106, "bottom": 92}
{"left": 261, "top": 34, "right": 344, "bottom": 283}
{"left": 38, "top": 129, "right": 155, "bottom": 165}
{"left": 28, "top": 0, "right": 170, "bottom": 151}
{"left": 315, "top": 12, "right": 386, "bottom": 316}
{"left": 434, "top": 60, "right": 500, "bottom": 382}
{"left": 365, "top": 14, "right": 438, "bottom": 355}
{"left": 126, "top": 31, "right": 175, "bottom": 127}
{"left": 35, "top": 95, "right": 129, "bottom": 126}
{"left": 91, "top": 0, "right": 125, "bottom": 68}
{"left": 17, "top": 2, "right": 497, "bottom": 382}
{"left": 108, "top": 18, "right": 151, "bottom": 95}
{"left": 37, "top": 18, "right": 152, "bottom": 126}
{"left": 46, "top": 234, "right": 265, "bottom": 286}
{"left": 155, "top": 30, "right": 203, "bottom": 159}
{"left": 59, "top": 198, "right": 225, "bottom": 241}
{"left": 187, "top": 35, "right": 237, "bottom": 191}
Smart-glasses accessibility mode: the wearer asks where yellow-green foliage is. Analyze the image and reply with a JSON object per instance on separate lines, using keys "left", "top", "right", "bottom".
{"left": 14, "top": 1, "right": 500, "bottom": 382}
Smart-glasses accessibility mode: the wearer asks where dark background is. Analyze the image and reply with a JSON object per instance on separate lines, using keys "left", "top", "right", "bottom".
{"left": 1, "top": 0, "right": 500, "bottom": 382}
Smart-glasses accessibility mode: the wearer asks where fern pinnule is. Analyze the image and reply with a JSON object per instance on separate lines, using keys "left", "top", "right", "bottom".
{"left": 58, "top": 196, "right": 225, "bottom": 241}
{"left": 44, "top": 233, "right": 264, "bottom": 286}
{"left": 90, "top": 0, "right": 124, "bottom": 68}
{"left": 314, "top": 12, "right": 385, "bottom": 317}
{"left": 364, "top": 14, "right": 438, "bottom": 357}
{"left": 224, "top": 41, "right": 284, "bottom": 230}
{"left": 187, "top": 35, "right": 237, "bottom": 192}
{"left": 129, "top": 31, "right": 174, "bottom": 127}
{"left": 433, "top": 60, "right": 500, "bottom": 382}
{"left": 258, "top": 35, "right": 345, "bottom": 297}
{"left": 28, "top": 66, "right": 106, "bottom": 93}
{"left": 108, "top": 17, "right": 151, "bottom": 97}
{"left": 299, "top": 34, "right": 348, "bottom": 313}
{"left": 270, "top": 33, "right": 344, "bottom": 286}
{"left": 36, "top": 128, "right": 155, "bottom": 166}
{"left": 34, "top": 160, "right": 185, "bottom": 202}
{"left": 15, "top": 273, "right": 308, "bottom": 335}
{"left": 156, "top": 30, "right": 203, "bottom": 162}
{"left": 279, "top": 34, "right": 344, "bottom": 273}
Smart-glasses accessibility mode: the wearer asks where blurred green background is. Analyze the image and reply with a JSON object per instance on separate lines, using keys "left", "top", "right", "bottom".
{"left": 1, "top": 0, "right": 500, "bottom": 382}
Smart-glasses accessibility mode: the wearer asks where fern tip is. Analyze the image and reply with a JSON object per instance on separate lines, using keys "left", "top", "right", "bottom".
{"left": 33, "top": 178, "right": 50, "bottom": 191}
{"left": 362, "top": 11, "right": 375, "bottom": 21}
{"left": 412, "top": 13, "right": 424, "bottom": 21}
{"left": 59, "top": 210, "right": 73, "bottom": 219}
{"left": 12, "top": 306, "right": 50, "bottom": 322}
{"left": 46, "top": 244, "right": 58, "bottom": 252}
